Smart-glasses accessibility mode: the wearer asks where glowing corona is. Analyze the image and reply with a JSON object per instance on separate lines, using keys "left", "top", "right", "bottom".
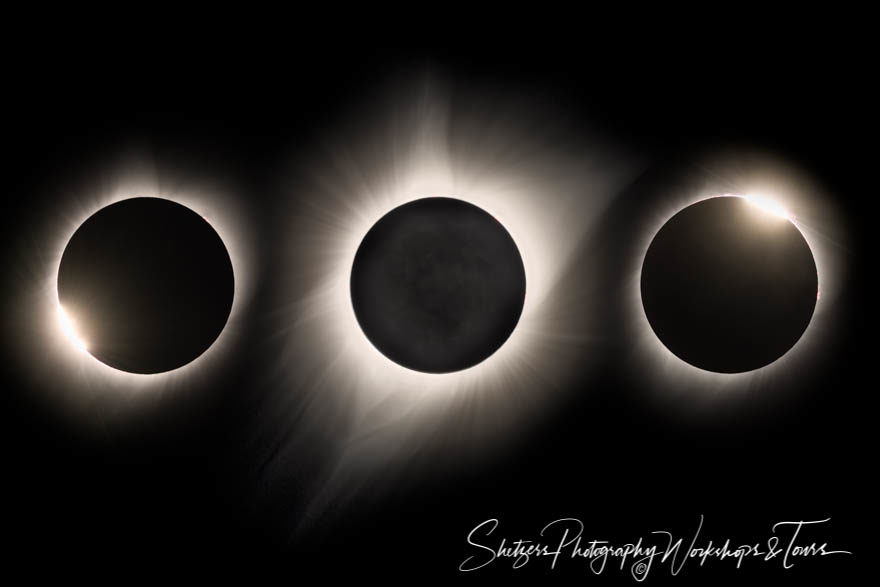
{"left": 267, "top": 77, "right": 641, "bottom": 508}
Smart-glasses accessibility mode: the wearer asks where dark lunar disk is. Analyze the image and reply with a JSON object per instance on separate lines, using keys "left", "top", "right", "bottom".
{"left": 350, "top": 197, "right": 526, "bottom": 373}
{"left": 640, "top": 196, "right": 818, "bottom": 373}
{"left": 57, "top": 197, "right": 234, "bottom": 374}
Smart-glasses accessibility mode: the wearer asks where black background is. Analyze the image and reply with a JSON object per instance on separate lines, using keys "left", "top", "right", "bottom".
{"left": 2, "top": 32, "right": 873, "bottom": 584}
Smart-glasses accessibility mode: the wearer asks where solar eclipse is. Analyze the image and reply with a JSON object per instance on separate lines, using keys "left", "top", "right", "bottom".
{"left": 259, "top": 77, "right": 641, "bottom": 525}
{"left": 617, "top": 151, "right": 849, "bottom": 415}
{"left": 2, "top": 149, "right": 258, "bottom": 430}
{"left": 350, "top": 197, "right": 526, "bottom": 374}
{"left": 640, "top": 195, "right": 818, "bottom": 374}
{"left": 57, "top": 197, "right": 234, "bottom": 374}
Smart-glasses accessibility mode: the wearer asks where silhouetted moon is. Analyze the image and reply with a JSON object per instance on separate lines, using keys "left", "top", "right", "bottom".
{"left": 350, "top": 197, "right": 526, "bottom": 373}
{"left": 57, "top": 197, "right": 234, "bottom": 374}
{"left": 640, "top": 196, "right": 818, "bottom": 373}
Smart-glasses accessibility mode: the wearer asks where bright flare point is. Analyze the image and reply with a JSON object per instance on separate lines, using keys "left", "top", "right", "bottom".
{"left": 742, "top": 193, "right": 792, "bottom": 221}
{"left": 57, "top": 304, "right": 88, "bottom": 352}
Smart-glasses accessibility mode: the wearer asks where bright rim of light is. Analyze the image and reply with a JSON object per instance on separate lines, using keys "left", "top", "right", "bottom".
{"left": 49, "top": 193, "right": 249, "bottom": 382}
{"left": 628, "top": 162, "right": 847, "bottom": 414}
{"left": 57, "top": 303, "right": 88, "bottom": 353}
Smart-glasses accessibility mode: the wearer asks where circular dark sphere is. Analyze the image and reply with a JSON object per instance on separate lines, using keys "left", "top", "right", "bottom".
{"left": 640, "top": 196, "right": 818, "bottom": 373}
{"left": 350, "top": 197, "right": 526, "bottom": 373}
{"left": 57, "top": 197, "right": 234, "bottom": 374}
